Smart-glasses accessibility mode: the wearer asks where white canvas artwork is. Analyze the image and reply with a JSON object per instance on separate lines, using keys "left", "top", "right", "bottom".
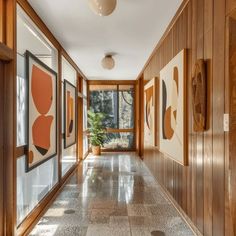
{"left": 159, "top": 49, "right": 187, "bottom": 165}
{"left": 144, "top": 78, "right": 155, "bottom": 147}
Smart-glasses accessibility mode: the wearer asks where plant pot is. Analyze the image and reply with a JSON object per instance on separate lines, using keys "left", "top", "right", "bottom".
{"left": 92, "top": 146, "right": 101, "bottom": 156}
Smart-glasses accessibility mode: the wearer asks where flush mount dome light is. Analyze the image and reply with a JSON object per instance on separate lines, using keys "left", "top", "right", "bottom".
{"left": 88, "top": 0, "right": 117, "bottom": 16}
{"left": 101, "top": 55, "right": 115, "bottom": 70}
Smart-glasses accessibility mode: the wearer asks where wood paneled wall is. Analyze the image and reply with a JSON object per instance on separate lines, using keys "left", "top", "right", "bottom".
{"left": 140, "top": 0, "right": 235, "bottom": 235}
{"left": 0, "top": 61, "right": 4, "bottom": 236}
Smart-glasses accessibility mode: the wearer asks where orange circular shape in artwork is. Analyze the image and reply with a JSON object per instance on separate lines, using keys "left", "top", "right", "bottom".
{"left": 31, "top": 64, "right": 53, "bottom": 115}
{"left": 28, "top": 151, "right": 34, "bottom": 164}
{"left": 164, "top": 107, "right": 175, "bottom": 140}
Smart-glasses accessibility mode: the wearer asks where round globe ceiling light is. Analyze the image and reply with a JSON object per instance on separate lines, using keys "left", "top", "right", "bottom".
{"left": 101, "top": 55, "right": 115, "bottom": 70}
{"left": 88, "top": 0, "right": 117, "bottom": 16}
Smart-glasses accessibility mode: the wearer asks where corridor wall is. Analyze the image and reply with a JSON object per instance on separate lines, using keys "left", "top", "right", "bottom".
{"left": 16, "top": 6, "right": 59, "bottom": 225}
{"left": 14, "top": 1, "right": 88, "bottom": 235}
{"left": 139, "top": 0, "right": 234, "bottom": 235}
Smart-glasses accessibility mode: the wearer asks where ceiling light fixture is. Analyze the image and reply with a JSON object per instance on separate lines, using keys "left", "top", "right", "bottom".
{"left": 88, "top": 0, "right": 117, "bottom": 16}
{"left": 101, "top": 55, "right": 115, "bottom": 70}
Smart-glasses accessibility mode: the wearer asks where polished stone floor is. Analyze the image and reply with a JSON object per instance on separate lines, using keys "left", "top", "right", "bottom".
{"left": 30, "top": 153, "right": 194, "bottom": 236}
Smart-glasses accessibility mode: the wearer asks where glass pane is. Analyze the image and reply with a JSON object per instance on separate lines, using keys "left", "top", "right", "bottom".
{"left": 16, "top": 5, "right": 59, "bottom": 225}
{"left": 103, "top": 132, "right": 134, "bottom": 150}
{"left": 17, "top": 155, "right": 58, "bottom": 225}
{"left": 61, "top": 57, "right": 77, "bottom": 176}
{"left": 89, "top": 86, "right": 118, "bottom": 128}
{"left": 83, "top": 79, "right": 87, "bottom": 97}
{"left": 119, "top": 85, "right": 134, "bottom": 129}
{"left": 83, "top": 99, "right": 87, "bottom": 131}
{"left": 83, "top": 133, "right": 88, "bottom": 155}
{"left": 17, "top": 56, "right": 27, "bottom": 146}
{"left": 61, "top": 142, "right": 76, "bottom": 176}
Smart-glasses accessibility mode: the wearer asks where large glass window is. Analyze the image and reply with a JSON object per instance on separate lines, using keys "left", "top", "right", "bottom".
{"left": 61, "top": 57, "right": 77, "bottom": 176}
{"left": 89, "top": 84, "right": 135, "bottom": 150}
{"left": 119, "top": 85, "right": 134, "bottom": 129}
{"left": 90, "top": 85, "right": 118, "bottom": 128}
{"left": 16, "top": 5, "right": 58, "bottom": 225}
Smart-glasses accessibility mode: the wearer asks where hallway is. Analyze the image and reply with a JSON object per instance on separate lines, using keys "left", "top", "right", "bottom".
{"left": 30, "top": 153, "right": 194, "bottom": 236}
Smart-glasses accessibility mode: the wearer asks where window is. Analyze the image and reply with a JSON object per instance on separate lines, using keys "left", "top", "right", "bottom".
{"left": 89, "top": 84, "right": 135, "bottom": 150}
{"left": 119, "top": 85, "right": 134, "bottom": 129}
{"left": 16, "top": 5, "right": 58, "bottom": 225}
{"left": 61, "top": 56, "right": 77, "bottom": 176}
{"left": 90, "top": 85, "right": 118, "bottom": 128}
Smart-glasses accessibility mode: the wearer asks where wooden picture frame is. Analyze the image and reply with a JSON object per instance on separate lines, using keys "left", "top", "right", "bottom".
{"left": 64, "top": 79, "right": 77, "bottom": 148}
{"left": 159, "top": 49, "right": 188, "bottom": 166}
{"left": 192, "top": 59, "right": 207, "bottom": 132}
{"left": 25, "top": 50, "right": 58, "bottom": 172}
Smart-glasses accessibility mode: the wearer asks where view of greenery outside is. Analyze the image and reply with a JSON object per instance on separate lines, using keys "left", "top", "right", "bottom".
{"left": 89, "top": 85, "right": 134, "bottom": 150}
{"left": 89, "top": 89, "right": 118, "bottom": 128}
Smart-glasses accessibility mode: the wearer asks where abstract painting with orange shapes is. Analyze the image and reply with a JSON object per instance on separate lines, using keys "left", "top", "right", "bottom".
{"left": 64, "top": 80, "right": 77, "bottom": 148}
{"left": 26, "top": 51, "right": 57, "bottom": 171}
{"left": 144, "top": 78, "right": 156, "bottom": 147}
{"left": 160, "top": 49, "right": 187, "bottom": 165}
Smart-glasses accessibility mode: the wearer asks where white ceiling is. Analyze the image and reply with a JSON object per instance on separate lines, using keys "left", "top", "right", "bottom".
{"left": 27, "top": 0, "right": 183, "bottom": 80}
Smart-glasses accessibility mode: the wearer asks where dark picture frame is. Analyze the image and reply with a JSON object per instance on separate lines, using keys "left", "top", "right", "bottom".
{"left": 25, "top": 50, "right": 58, "bottom": 172}
{"left": 64, "top": 79, "right": 77, "bottom": 149}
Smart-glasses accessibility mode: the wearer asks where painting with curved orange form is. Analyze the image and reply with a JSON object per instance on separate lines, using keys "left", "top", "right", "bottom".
{"left": 31, "top": 65, "right": 53, "bottom": 115}
{"left": 64, "top": 80, "right": 77, "bottom": 148}
{"left": 144, "top": 78, "right": 156, "bottom": 147}
{"left": 26, "top": 51, "right": 57, "bottom": 172}
{"left": 145, "top": 86, "right": 153, "bottom": 130}
{"left": 160, "top": 49, "right": 187, "bottom": 166}
{"left": 32, "top": 115, "right": 53, "bottom": 155}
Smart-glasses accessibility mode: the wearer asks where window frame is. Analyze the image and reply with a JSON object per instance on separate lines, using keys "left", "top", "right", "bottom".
{"left": 88, "top": 81, "right": 136, "bottom": 151}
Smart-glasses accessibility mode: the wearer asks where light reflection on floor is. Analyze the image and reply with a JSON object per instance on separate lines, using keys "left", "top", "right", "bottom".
{"left": 30, "top": 153, "right": 194, "bottom": 236}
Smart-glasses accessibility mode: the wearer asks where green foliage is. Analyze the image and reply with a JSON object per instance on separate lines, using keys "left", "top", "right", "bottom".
{"left": 87, "top": 110, "right": 106, "bottom": 147}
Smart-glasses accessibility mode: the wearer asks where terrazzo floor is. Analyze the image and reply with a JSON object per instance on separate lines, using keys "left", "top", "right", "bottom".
{"left": 30, "top": 153, "right": 194, "bottom": 236}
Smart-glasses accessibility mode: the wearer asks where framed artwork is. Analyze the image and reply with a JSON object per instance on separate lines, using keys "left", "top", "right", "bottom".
{"left": 26, "top": 50, "right": 57, "bottom": 172}
{"left": 192, "top": 59, "right": 207, "bottom": 132}
{"left": 64, "top": 80, "right": 77, "bottom": 148}
{"left": 159, "top": 49, "right": 187, "bottom": 166}
{"left": 144, "top": 78, "right": 157, "bottom": 147}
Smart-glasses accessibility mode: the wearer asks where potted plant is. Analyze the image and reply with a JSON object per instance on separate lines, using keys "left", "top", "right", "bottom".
{"left": 87, "top": 110, "right": 106, "bottom": 155}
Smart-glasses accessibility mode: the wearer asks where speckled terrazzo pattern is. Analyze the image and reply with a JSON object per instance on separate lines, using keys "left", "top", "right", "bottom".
{"left": 30, "top": 153, "right": 194, "bottom": 236}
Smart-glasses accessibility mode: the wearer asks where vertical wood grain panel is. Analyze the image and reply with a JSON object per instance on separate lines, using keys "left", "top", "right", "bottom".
{"left": 196, "top": 0, "right": 204, "bottom": 233}
{"left": 186, "top": 1, "right": 193, "bottom": 219}
{"left": 4, "top": 1, "right": 16, "bottom": 235}
{"left": 191, "top": 0, "right": 198, "bottom": 225}
{"left": 212, "top": 0, "right": 225, "bottom": 235}
{"left": 135, "top": 80, "right": 140, "bottom": 153}
{"left": 58, "top": 52, "right": 62, "bottom": 180}
{"left": 0, "top": 0, "right": 4, "bottom": 43}
{"left": 227, "top": 0, "right": 236, "bottom": 14}
{"left": 203, "top": 0, "right": 213, "bottom": 235}
{"left": 0, "top": 61, "right": 4, "bottom": 236}
{"left": 139, "top": 76, "right": 144, "bottom": 157}
{"left": 227, "top": 16, "right": 236, "bottom": 236}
